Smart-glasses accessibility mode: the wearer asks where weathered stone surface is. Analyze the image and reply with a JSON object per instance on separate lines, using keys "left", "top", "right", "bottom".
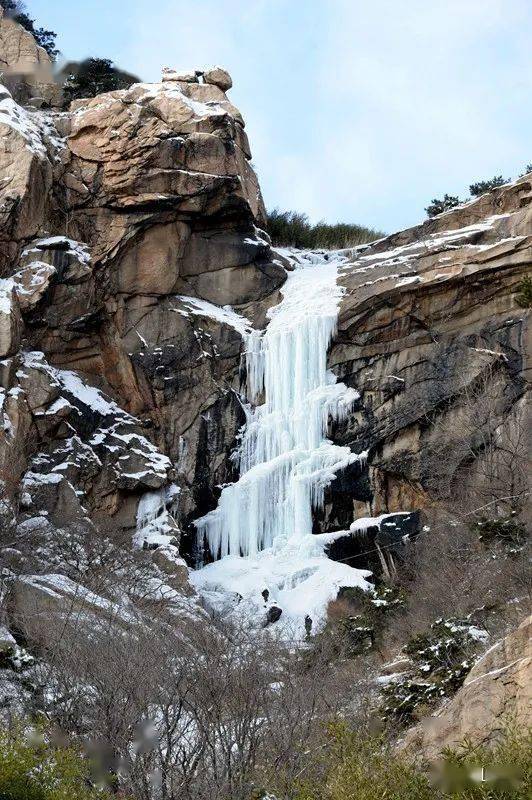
{"left": 11, "top": 261, "right": 56, "bottom": 310}
{"left": 161, "top": 67, "right": 198, "bottom": 83}
{"left": 17, "top": 73, "right": 285, "bottom": 440}
{"left": 0, "top": 8, "right": 60, "bottom": 106}
{"left": 0, "top": 90, "right": 56, "bottom": 270}
{"left": 0, "top": 348, "right": 175, "bottom": 544}
{"left": 325, "top": 179, "right": 532, "bottom": 539}
{"left": 6, "top": 573, "right": 138, "bottom": 641}
{"left": 0, "top": 8, "right": 52, "bottom": 77}
{"left": 151, "top": 544, "right": 191, "bottom": 593}
{"left": 19, "top": 236, "right": 92, "bottom": 283}
{"left": 0, "top": 281, "right": 22, "bottom": 356}
{"left": 202, "top": 66, "right": 232, "bottom": 91}
{"left": 402, "top": 615, "right": 532, "bottom": 758}
{"left": 64, "top": 79, "right": 261, "bottom": 221}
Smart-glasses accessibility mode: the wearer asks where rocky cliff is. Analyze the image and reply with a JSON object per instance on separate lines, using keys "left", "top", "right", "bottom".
{"left": 0, "top": 29, "right": 287, "bottom": 563}
{"left": 0, "top": 7, "right": 61, "bottom": 106}
{"left": 0, "top": 12, "right": 530, "bottom": 754}
{"left": 319, "top": 183, "right": 531, "bottom": 575}
{"left": 1, "top": 41, "right": 530, "bottom": 562}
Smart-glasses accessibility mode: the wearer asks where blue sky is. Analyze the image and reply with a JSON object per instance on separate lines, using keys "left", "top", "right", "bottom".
{"left": 31, "top": 0, "right": 532, "bottom": 233}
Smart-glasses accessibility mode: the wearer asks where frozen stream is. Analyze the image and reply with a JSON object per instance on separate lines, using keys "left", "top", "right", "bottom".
{"left": 191, "top": 251, "right": 372, "bottom": 636}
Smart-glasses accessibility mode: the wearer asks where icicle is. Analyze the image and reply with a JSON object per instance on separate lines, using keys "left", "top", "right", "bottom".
{"left": 135, "top": 484, "right": 180, "bottom": 549}
{"left": 195, "top": 256, "right": 362, "bottom": 559}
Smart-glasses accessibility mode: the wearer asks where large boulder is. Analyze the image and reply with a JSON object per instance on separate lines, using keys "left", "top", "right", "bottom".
{"left": 63, "top": 73, "right": 264, "bottom": 226}
{"left": 10, "top": 261, "right": 56, "bottom": 310}
{"left": 202, "top": 66, "right": 232, "bottom": 91}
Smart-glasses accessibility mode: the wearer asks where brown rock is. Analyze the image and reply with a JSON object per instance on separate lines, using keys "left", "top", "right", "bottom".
{"left": 11, "top": 261, "right": 56, "bottom": 310}
{"left": 0, "top": 50, "right": 282, "bottom": 557}
{"left": 324, "top": 178, "right": 532, "bottom": 535}
{"left": 152, "top": 544, "right": 192, "bottom": 593}
{"left": 64, "top": 80, "right": 256, "bottom": 218}
{"left": 402, "top": 616, "right": 532, "bottom": 759}
{"left": 0, "top": 8, "right": 60, "bottom": 106}
{"left": 5, "top": 34, "right": 528, "bottom": 613}
{"left": 0, "top": 282, "right": 22, "bottom": 357}
{"left": 16, "top": 355, "right": 59, "bottom": 411}
{"left": 0, "top": 90, "right": 54, "bottom": 270}
{"left": 116, "top": 221, "right": 189, "bottom": 295}
{"left": 161, "top": 67, "right": 198, "bottom": 83}
{"left": 202, "top": 66, "right": 233, "bottom": 91}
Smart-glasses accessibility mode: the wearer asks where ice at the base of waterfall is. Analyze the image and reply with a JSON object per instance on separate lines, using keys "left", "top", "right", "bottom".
{"left": 190, "top": 534, "right": 372, "bottom": 639}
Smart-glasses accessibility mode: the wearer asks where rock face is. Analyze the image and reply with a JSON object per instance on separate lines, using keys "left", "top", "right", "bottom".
{"left": 0, "top": 8, "right": 60, "bottom": 106}
{"left": 323, "top": 180, "right": 531, "bottom": 557}
{"left": 0, "top": 60, "right": 286, "bottom": 562}
{"left": 0, "top": 47, "right": 530, "bottom": 564}
{"left": 0, "top": 23, "right": 530, "bottom": 645}
{"left": 0, "top": 22, "right": 530, "bottom": 754}
{"left": 402, "top": 616, "right": 532, "bottom": 758}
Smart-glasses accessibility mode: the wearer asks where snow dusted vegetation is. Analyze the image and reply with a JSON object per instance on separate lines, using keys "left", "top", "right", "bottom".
{"left": 191, "top": 252, "right": 372, "bottom": 636}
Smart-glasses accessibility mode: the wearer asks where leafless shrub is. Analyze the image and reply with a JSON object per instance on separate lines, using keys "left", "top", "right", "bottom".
{"left": 384, "top": 354, "right": 530, "bottom": 644}
{"left": 388, "top": 514, "right": 530, "bottom": 650}
{"left": 1, "top": 517, "right": 165, "bottom": 608}
{"left": 423, "top": 361, "right": 530, "bottom": 516}
{"left": 15, "top": 593, "right": 370, "bottom": 800}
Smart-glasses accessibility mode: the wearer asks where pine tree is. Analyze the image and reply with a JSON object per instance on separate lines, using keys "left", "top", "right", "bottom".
{"left": 425, "top": 194, "right": 460, "bottom": 218}
{"left": 515, "top": 276, "right": 532, "bottom": 308}
{"left": 469, "top": 175, "right": 509, "bottom": 196}
{"left": 62, "top": 58, "right": 139, "bottom": 103}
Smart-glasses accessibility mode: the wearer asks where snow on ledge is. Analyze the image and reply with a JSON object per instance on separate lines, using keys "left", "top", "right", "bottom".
{"left": 174, "top": 295, "right": 253, "bottom": 338}
{"left": 0, "top": 92, "right": 47, "bottom": 157}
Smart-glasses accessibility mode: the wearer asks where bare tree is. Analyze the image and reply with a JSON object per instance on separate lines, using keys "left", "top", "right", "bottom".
{"left": 422, "top": 357, "right": 530, "bottom": 516}
{"left": 18, "top": 595, "right": 370, "bottom": 800}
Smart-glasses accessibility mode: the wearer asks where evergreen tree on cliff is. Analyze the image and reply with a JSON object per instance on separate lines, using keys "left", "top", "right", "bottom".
{"left": 62, "top": 58, "right": 139, "bottom": 103}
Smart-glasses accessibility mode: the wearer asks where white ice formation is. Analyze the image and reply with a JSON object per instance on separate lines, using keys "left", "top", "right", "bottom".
{"left": 191, "top": 252, "right": 372, "bottom": 636}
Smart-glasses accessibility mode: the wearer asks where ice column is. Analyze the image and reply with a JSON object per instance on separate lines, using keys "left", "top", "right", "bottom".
{"left": 196, "top": 255, "right": 361, "bottom": 559}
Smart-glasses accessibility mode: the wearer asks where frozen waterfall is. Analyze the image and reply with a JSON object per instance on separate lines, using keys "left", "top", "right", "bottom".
{"left": 195, "top": 253, "right": 363, "bottom": 559}
{"left": 191, "top": 251, "right": 372, "bottom": 636}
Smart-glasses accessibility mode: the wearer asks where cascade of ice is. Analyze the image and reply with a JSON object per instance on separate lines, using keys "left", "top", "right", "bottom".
{"left": 195, "top": 253, "right": 363, "bottom": 560}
